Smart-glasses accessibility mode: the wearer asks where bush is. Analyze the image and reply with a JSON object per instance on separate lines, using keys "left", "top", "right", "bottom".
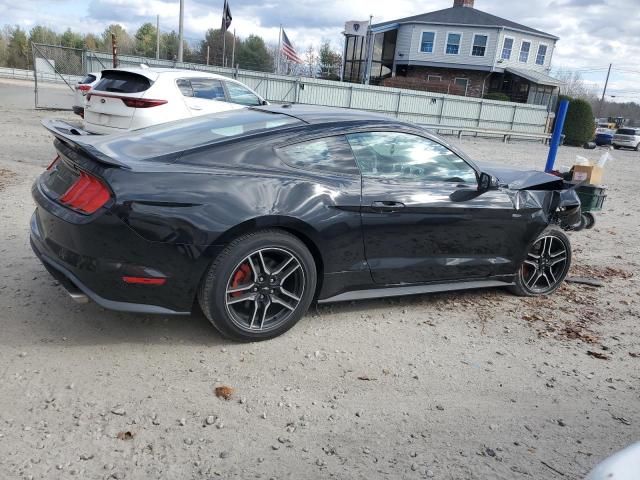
{"left": 561, "top": 98, "right": 595, "bottom": 146}
{"left": 483, "top": 92, "right": 510, "bottom": 102}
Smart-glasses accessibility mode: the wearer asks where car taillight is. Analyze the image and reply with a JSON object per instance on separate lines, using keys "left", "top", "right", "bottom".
{"left": 77, "top": 84, "right": 91, "bottom": 92}
{"left": 47, "top": 155, "right": 60, "bottom": 170}
{"left": 58, "top": 171, "right": 111, "bottom": 214}
{"left": 121, "top": 98, "right": 168, "bottom": 108}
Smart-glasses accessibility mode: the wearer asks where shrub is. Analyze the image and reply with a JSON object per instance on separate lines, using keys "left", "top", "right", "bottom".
{"left": 561, "top": 98, "right": 595, "bottom": 146}
{"left": 483, "top": 92, "right": 510, "bottom": 102}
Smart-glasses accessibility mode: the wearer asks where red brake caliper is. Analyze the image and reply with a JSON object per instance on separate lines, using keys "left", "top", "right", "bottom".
{"left": 230, "top": 263, "right": 251, "bottom": 297}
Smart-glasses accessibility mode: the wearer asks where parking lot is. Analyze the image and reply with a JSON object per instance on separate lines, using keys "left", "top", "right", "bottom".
{"left": 1, "top": 78, "right": 639, "bottom": 480}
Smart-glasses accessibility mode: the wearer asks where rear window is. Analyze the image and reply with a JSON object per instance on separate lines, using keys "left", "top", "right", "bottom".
{"left": 79, "top": 74, "right": 96, "bottom": 84}
{"left": 94, "top": 71, "right": 151, "bottom": 93}
{"left": 617, "top": 128, "right": 637, "bottom": 135}
{"left": 88, "top": 109, "right": 304, "bottom": 160}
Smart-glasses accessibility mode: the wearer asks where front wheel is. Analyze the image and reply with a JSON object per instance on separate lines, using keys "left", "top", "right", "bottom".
{"left": 509, "top": 227, "right": 572, "bottom": 296}
{"left": 198, "top": 230, "right": 317, "bottom": 341}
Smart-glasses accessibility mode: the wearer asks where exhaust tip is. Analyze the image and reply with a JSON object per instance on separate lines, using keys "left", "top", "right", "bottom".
{"left": 68, "top": 291, "right": 89, "bottom": 304}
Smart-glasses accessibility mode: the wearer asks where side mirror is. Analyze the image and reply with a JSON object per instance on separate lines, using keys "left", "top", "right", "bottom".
{"left": 478, "top": 172, "right": 497, "bottom": 192}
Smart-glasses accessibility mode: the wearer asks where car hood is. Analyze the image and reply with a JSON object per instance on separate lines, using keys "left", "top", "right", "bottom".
{"left": 475, "top": 162, "right": 563, "bottom": 190}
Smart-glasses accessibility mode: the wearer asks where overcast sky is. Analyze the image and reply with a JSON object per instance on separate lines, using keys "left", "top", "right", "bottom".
{"left": 1, "top": 0, "right": 638, "bottom": 101}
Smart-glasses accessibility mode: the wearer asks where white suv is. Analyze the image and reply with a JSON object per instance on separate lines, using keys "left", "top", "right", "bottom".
{"left": 613, "top": 127, "right": 640, "bottom": 151}
{"left": 83, "top": 68, "right": 267, "bottom": 134}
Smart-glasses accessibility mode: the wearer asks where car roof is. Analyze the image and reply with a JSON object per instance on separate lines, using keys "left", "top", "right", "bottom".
{"left": 100, "top": 67, "right": 232, "bottom": 82}
{"left": 253, "top": 104, "right": 402, "bottom": 126}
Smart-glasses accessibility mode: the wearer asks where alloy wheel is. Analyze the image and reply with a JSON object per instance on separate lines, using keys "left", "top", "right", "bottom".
{"left": 224, "top": 247, "right": 305, "bottom": 332}
{"left": 520, "top": 235, "right": 569, "bottom": 293}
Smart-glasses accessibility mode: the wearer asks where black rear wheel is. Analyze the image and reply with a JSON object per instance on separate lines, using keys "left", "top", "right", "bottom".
{"left": 509, "top": 227, "right": 571, "bottom": 296}
{"left": 198, "top": 230, "right": 317, "bottom": 341}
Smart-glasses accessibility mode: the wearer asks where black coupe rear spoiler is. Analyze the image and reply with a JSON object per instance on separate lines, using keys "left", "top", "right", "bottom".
{"left": 41, "top": 119, "right": 130, "bottom": 169}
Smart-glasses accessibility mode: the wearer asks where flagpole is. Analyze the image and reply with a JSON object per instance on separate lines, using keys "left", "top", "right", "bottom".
{"left": 276, "top": 25, "right": 282, "bottom": 74}
{"left": 222, "top": 0, "right": 227, "bottom": 67}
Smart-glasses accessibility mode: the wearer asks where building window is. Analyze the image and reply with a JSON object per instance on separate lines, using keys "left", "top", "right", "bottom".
{"left": 471, "top": 34, "right": 488, "bottom": 56}
{"left": 519, "top": 41, "right": 531, "bottom": 63}
{"left": 446, "top": 33, "right": 461, "bottom": 55}
{"left": 427, "top": 75, "right": 442, "bottom": 83}
{"left": 420, "top": 31, "right": 435, "bottom": 53}
{"left": 501, "top": 37, "right": 514, "bottom": 60}
{"left": 454, "top": 77, "right": 468, "bottom": 95}
{"left": 536, "top": 44, "right": 547, "bottom": 65}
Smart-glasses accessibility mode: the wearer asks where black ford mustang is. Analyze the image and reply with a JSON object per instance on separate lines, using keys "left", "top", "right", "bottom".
{"left": 31, "top": 105, "right": 582, "bottom": 341}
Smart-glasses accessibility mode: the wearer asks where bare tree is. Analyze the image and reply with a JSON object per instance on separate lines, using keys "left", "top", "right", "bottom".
{"left": 304, "top": 44, "right": 317, "bottom": 78}
{"left": 554, "top": 69, "right": 596, "bottom": 98}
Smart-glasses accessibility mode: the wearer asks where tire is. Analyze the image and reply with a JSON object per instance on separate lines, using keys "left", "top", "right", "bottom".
{"left": 613, "top": 145, "right": 621, "bottom": 150}
{"left": 509, "top": 227, "right": 572, "bottom": 297}
{"left": 583, "top": 212, "right": 596, "bottom": 230}
{"left": 198, "top": 229, "right": 317, "bottom": 342}
{"left": 635, "top": 143, "right": 640, "bottom": 151}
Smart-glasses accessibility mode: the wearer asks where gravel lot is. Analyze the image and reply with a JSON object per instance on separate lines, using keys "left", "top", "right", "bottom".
{"left": 1, "top": 78, "right": 639, "bottom": 480}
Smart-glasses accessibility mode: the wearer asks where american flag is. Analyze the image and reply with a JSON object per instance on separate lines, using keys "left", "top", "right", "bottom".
{"left": 281, "top": 29, "right": 302, "bottom": 64}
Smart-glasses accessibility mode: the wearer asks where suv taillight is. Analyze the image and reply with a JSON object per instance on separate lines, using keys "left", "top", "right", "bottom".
{"left": 58, "top": 171, "right": 111, "bottom": 214}
{"left": 121, "top": 98, "right": 168, "bottom": 108}
{"left": 77, "top": 84, "right": 91, "bottom": 92}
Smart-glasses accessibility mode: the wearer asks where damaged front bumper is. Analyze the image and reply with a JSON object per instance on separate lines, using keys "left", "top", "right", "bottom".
{"left": 480, "top": 164, "right": 584, "bottom": 231}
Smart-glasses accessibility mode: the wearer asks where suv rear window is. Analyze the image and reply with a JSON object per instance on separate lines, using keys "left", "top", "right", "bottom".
{"left": 93, "top": 71, "right": 151, "bottom": 93}
{"left": 617, "top": 128, "right": 637, "bottom": 135}
{"left": 79, "top": 74, "right": 96, "bottom": 84}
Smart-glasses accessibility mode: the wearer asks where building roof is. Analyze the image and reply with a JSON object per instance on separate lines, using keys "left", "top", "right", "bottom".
{"left": 372, "top": 6, "right": 559, "bottom": 40}
{"left": 505, "top": 67, "right": 564, "bottom": 87}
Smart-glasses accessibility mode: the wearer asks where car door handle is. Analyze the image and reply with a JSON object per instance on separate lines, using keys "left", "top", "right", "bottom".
{"left": 371, "top": 201, "right": 405, "bottom": 211}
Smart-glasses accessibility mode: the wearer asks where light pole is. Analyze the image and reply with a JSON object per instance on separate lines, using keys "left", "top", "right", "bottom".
{"left": 177, "top": 0, "right": 184, "bottom": 62}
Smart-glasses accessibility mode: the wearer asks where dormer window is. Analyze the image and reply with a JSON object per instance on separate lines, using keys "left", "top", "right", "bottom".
{"left": 471, "top": 34, "right": 488, "bottom": 56}
{"left": 446, "top": 33, "right": 462, "bottom": 55}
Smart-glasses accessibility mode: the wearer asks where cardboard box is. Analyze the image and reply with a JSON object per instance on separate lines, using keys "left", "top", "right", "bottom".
{"left": 572, "top": 165, "right": 604, "bottom": 185}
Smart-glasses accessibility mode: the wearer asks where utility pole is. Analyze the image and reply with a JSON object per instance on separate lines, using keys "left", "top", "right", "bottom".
{"left": 206, "top": 45, "right": 210, "bottom": 65}
{"left": 156, "top": 15, "right": 160, "bottom": 60}
{"left": 231, "top": 29, "right": 236, "bottom": 69}
{"left": 111, "top": 32, "right": 118, "bottom": 68}
{"left": 177, "top": 0, "right": 184, "bottom": 62}
{"left": 597, "top": 63, "right": 612, "bottom": 118}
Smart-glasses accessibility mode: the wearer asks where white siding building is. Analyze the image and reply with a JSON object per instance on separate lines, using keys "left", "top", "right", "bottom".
{"left": 343, "top": 0, "right": 562, "bottom": 107}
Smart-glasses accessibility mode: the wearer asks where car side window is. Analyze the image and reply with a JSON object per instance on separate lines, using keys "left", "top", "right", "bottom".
{"left": 346, "top": 131, "right": 477, "bottom": 184}
{"left": 190, "top": 78, "right": 226, "bottom": 101}
{"left": 277, "top": 136, "right": 360, "bottom": 175}
{"left": 225, "top": 81, "right": 262, "bottom": 106}
{"left": 176, "top": 78, "right": 194, "bottom": 97}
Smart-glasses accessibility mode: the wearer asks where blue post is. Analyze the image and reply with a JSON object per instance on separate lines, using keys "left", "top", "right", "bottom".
{"left": 545, "top": 99, "right": 569, "bottom": 173}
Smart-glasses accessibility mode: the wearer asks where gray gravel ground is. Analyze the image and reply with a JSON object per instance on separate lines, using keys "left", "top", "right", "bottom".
{"left": 1, "top": 79, "right": 639, "bottom": 480}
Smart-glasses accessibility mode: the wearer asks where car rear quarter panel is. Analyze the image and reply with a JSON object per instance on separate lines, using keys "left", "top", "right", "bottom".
{"left": 106, "top": 138, "right": 367, "bottom": 296}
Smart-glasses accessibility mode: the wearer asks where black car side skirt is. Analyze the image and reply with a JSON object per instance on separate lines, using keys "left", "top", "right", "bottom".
{"left": 318, "top": 279, "right": 513, "bottom": 304}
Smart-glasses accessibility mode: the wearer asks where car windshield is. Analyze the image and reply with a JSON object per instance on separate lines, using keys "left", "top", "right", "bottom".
{"left": 89, "top": 109, "right": 303, "bottom": 160}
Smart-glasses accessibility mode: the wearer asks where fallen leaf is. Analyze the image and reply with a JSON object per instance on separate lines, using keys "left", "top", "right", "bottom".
{"left": 629, "top": 352, "right": 640, "bottom": 358}
{"left": 117, "top": 431, "right": 135, "bottom": 441}
{"left": 357, "top": 375, "right": 377, "bottom": 381}
{"left": 215, "top": 386, "right": 234, "bottom": 400}
{"left": 587, "top": 351, "right": 610, "bottom": 360}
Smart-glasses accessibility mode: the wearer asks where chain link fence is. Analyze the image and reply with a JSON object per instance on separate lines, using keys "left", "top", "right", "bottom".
{"left": 32, "top": 43, "right": 85, "bottom": 110}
